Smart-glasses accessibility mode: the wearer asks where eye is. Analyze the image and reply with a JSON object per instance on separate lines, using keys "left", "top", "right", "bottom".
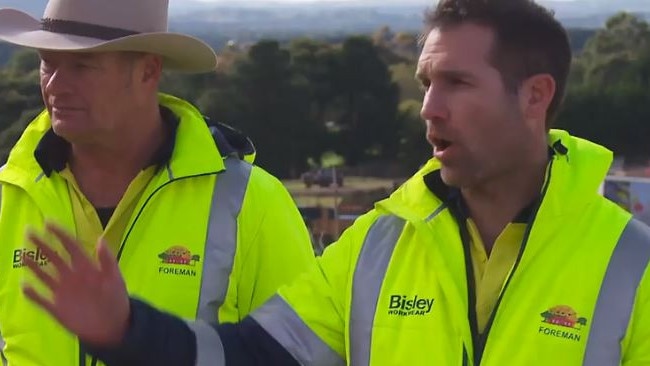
{"left": 74, "top": 63, "right": 91, "bottom": 70}
{"left": 449, "top": 77, "right": 467, "bottom": 86}
{"left": 419, "top": 79, "right": 431, "bottom": 93}
{"left": 40, "top": 60, "right": 54, "bottom": 72}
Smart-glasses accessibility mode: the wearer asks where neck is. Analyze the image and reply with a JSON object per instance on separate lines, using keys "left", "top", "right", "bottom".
{"left": 461, "top": 145, "right": 549, "bottom": 253}
{"left": 68, "top": 103, "right": 165, "bottom": 207}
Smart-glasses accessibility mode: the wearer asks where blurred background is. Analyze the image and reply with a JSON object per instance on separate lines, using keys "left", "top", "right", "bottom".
{"left": 2, "top": 0, "right": 649, "bottom": 251}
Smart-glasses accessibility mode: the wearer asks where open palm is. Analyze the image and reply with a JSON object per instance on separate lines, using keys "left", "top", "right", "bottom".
{"left": 22, "top": 223, "right": 131, "bottom": 347}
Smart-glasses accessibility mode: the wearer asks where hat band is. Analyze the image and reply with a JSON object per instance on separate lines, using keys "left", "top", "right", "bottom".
{"left": 40, "top": 18, "right": 139, "bottom": 40}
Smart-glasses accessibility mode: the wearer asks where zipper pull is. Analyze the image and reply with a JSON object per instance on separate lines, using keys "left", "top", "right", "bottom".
{"left": 552, "top": 140, "right": 568, "bottom": 155}
{"left": 551, "top": 140, "right": 569, "bottom": 162}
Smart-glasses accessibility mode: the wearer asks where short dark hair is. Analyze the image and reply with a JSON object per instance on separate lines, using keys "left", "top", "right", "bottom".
{"left": 422, "top": 0, "right": 572, "bottom": 128}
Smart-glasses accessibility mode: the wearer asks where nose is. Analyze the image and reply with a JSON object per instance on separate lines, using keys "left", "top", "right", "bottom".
{"left": 420, "top": 85, "right": 449, "bottom": 122}
{"left": 43, "top": 67, "right": 73, "bottom": 97}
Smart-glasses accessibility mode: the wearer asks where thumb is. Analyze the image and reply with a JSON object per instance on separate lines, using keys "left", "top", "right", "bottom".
{"left": 96, "top": 238, "right": 117, "bottom": 273}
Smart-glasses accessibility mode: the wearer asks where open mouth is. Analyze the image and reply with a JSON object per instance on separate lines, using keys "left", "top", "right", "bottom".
{"left": 52, "top": 106, "right": 81, "bottom": 112}
{"left": 432, "top": 138, "right": 452, "bottom": 151}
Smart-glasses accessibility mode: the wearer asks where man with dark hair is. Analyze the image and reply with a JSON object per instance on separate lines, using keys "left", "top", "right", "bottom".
{"left": 0, "top": 0, "right": 317, "bottom": 365}
{"left": 422, "top": 0, "right": 572, "bottom": 128}
{"left": 22, "top": 0, "right": 650, "bottom": 365}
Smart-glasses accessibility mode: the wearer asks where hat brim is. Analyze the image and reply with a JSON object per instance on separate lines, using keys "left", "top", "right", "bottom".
{"left": 0, "top": 8, "right": 217, "bottom": 73}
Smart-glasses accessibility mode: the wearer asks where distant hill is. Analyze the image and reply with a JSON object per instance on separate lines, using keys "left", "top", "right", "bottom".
{"left": 0, "top": 26, "right": 596, "bottom": 67}
{"left": 0, "top": 0, "right": 638, "bottom": 59}
{"left": 170, "top": 5, "right": 428, "bottom": 38}
{"left": 562, "top": 11, "right": 650, "bottom": 28}
{"left": 169, "top": 2, "right": 648, "bottom": 38}
{"left": 0, "top": 0, "right": 45, "bottom": 17}
{"left": 2, "top": 0, "right": 649, "bottom": 32}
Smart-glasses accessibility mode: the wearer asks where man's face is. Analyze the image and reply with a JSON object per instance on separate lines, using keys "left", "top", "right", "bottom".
{"left": 416, "top": 23, "right": 541, "bottom": 189}
{"left": 39, "top": 51, "right": 139, "bottom": 144}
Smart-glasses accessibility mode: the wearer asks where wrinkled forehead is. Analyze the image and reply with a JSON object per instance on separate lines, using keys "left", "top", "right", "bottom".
{"left": 416, "top": 24, "right": 496, "bottom": 76}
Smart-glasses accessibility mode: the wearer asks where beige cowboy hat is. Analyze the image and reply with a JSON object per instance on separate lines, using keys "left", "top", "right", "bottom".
{"left": 0, "top": 0, "right": 217, "bottom": 73}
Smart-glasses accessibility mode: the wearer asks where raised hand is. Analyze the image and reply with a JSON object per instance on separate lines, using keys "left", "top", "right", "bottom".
{"left": 21, "top": 222, "right": 131, "bottom": 347}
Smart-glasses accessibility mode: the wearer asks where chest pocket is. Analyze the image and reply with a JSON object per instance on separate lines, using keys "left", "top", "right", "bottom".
{"left": 349, "top": 215, "right": 464, "bottom": 365}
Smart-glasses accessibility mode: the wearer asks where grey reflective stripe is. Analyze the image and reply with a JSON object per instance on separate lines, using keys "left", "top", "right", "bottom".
{"left": 583, "top": 219, "right": 650, "bottom": 366}
{"left": 1, "top": 332, "right": 5, "bottom": 366}
{"left": 196, "top": 157, "right": 252, "bottom": 323}
{"left": 350, "top": 215, "right": 405, "bottom": 366}
{"left": 186, "top": 320, "right": 226, "bottom": 366}
{"left": 252, "top": 295, "right": 345, "bottom": 366}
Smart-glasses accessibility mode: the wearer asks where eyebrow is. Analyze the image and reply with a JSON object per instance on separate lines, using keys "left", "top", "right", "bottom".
{"left": 415, "top": 69, "right": 476, "bottom": 82}
{"left": 414, "top": 70, "right": 426, "bottom": 83}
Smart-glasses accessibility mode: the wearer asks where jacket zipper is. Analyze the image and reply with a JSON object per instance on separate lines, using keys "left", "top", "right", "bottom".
{"left": 84, "top": 170, "right": 220, "bottom": 366}
{"left": 79, "top": 347, "right": 86, "bottom": 366}
{"left": 463, "top": 345, "right": 469, "bottom": 366}
{"left": 454, "top": 202, "right": 480, "bottom": 365}
{"left": 455, "top": 157, "right": 556, "bottom": 365}
{"left": 116, "top": 171, "right": 219, "bottom": 261}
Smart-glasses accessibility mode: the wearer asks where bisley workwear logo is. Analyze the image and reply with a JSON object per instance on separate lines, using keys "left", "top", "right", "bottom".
{"left": 387, "top": 294, "right": 435, "bottom": 316}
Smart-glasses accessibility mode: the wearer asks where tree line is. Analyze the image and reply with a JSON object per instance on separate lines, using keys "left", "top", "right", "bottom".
{"left": 0, "top": 12, "right": 648, "bottom": 178}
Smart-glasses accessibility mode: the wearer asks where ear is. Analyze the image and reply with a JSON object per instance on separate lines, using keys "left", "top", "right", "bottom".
{"left": 140, "top": 54, "right": 163, "bottom": 85}
{"left": 519, "top": 74, "right": 556, "bottom": 124}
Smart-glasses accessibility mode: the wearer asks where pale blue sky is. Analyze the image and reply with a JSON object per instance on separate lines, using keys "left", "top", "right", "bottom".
{"left": 196, "top": 0, "right": 578, "bottom": 2}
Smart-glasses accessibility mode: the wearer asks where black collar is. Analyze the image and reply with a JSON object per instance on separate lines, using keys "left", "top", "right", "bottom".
{"left": 34, "top": 106, "right": 179, "bottom": 177}
{"left": 422, "top": 147, "right": 560, "bottom": 224}
{"left": 423, "top": 170, "right": 535, "bottom": 224}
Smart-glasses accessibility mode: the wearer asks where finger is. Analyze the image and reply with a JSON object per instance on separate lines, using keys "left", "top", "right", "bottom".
{"left": 26, "top": 231, "right": 70, "bottom": 275}
{"left": 97, "top": 238, "right": 118, "bottom": 274}
{"left": 45, "top": 222, "right": 90, "bottom": 266}
{"left": 22, "top": 256, "right": 58, "bottom": 290}
{"left": 22, "top": 284, "right": 58, "bottom": 318}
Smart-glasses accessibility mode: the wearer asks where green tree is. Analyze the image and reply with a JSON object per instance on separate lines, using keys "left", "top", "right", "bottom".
{"left": 5, "top": 49, "right": 40, "bottom": 76}
{"left": 216, "top": 40, "right": 322, "bottom": 178}
{"left": 391, "top": 32, "right": 419, "bottom": 60}
{"left": 557, "top": 86, "right": 650, "bottom": 162}
{"left": 289, "top": 38, "right": 338, "bottom": 138}
{"left": 0, "top": 50, "right": 43, "bottom": 163}
{"left": 390, "top": 62, "right": 420, "bottom": 102}
{"left": 372, "top": 26, "right": 393, "bottom": 47}
{"left": 329, "top": 36, "right": 400, "bottom": 166}
{"left": 577, "top": 12, "right": 650, "bottom": 88}
{"left": 396, "top": 99, "right": 429, "bottom": 173}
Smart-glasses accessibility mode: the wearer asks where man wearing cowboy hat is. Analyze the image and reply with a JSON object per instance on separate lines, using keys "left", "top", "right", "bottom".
{"left": 13, "top": 0, "right": 650, "bottom": 365}
{"left": 0, "top": 0, "right": 317, "bottom": 365}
